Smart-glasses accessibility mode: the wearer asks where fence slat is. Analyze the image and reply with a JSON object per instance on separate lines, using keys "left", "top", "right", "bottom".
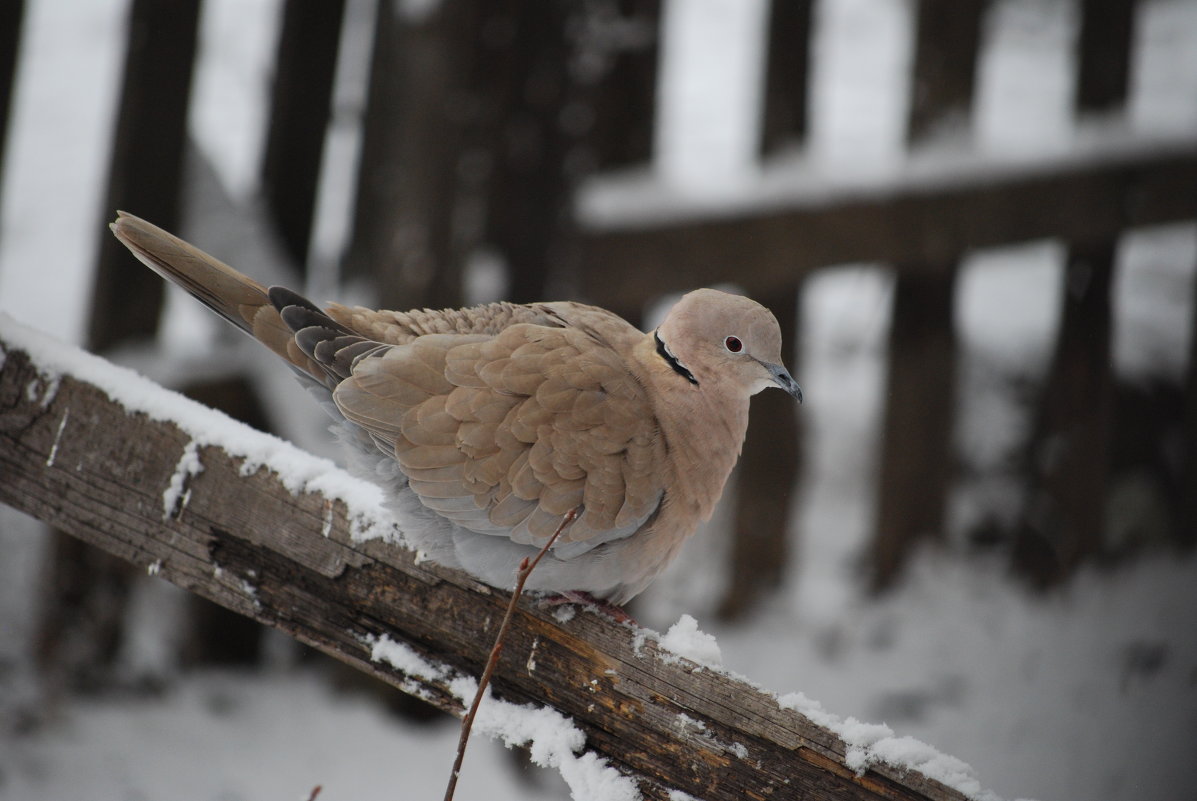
{"left": 0, "top": 0, "right": 24, "bottom": 202}
{"left": 873, "top": 271, "right": 959, "bottom": 590}
{"left": 1183, "top": 247, "right": 1197, "bottom": 548}
{"left": 759, "top": 0, "right": 814, "bottom": 156}
{"left": 1014, "top": 0, "right": 1137, "bottom": 583}
{"left": 585, "top": 0, "right": 662, "bottom": 172}
{"left": 1014, "top": 246, "right": 1115, "bottom": 583}
{"left": 260, "top": 0, "right": 346, "bottom": 270}
{"left": 482, "top": 0, "right": 574, "bottom": 304}
{"left": 342, "top": 0, "right": 475, "bottom": 310}
{"left": 871, "top": 0, "right": 983, "bottom": 590}
{"left": 88, "top": 0, "right": 202, "bottom": 352}
{"left": 1076, "top": 0, "right": 1137, "bottom": 111}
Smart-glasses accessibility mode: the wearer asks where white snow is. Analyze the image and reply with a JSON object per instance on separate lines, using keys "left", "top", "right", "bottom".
{"left": 45, "top": 407, "right": 69, "bottom": 467}
{"left": 369, "top": 634, "right": 641, "bottom": 801}
{"left": 369, "top": 633, "right": 452, "bottom": 685}
{"left": 778, "top": 691, "right": 1001, "bottom": 801}
{"left": 657, "top": 614, "right": 724, "bottom": 669}
{"left": 162, "top": 439, "right": 204, "bottom": 520}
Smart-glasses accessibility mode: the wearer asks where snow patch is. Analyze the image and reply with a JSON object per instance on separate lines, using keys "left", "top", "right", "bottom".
{"left": 162, "top": 440, "right": 204, "bottom": 521}
{"left": 658, "top": 614, "right": 723, "bottom": 669}
{"left": 46, "top": 407, "right": 69, "bottom": 467}
{"left": 777, "top": 691, "right": 1002, "bottom": 801}
{"left": 668, "top": 792, "right": 700, "bottom": 801}
{"left": 367, "top": 633, "right": 639, "bottom": 801}
{"left": 369, "top": 634, "right": 452, "bottom": 685}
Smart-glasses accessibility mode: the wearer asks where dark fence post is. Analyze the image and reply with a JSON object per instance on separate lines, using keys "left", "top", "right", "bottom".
{"left": 1015, "top": 247, "right": 1115, "bottom": 582}
{"left": 482, "top": 0, "right": 574, "bottom": 304}
{"left": 874, "top": 270, "right": 960, "bottom": 591}
{"left": 758, "top": 0, "right": 813, "bottom": 157}
{"left": 342, "top": 0, "right": 480, "bottom": 311}
{"left": 1183, "top": 249, "right": 1197, "bottom": 548}
{"left": 585, "top": 0, "right": 661, "bottom": 174}
{"left": 1014, "top": 0, "right": 1137, "bottom": 584}
{"left": 870, "top": 0, "right": 984, "bottom": 592}
{"left": 715, "top": 0, "right": 810, "bottom": 618}
{"left": 260, "top": 0, "right": 346, "bottom": 271}
{"left": 0, "top": 0, "right": 24, "bottom": 203}
{"left": 88, "top": 0, "right": 202, "bottom": 352}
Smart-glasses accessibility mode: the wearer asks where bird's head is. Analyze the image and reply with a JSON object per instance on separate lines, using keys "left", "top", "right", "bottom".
{"left": 654, "top": 288, "right": 802, "bottom": 403}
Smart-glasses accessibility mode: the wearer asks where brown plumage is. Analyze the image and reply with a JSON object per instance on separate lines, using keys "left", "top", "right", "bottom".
{"left": 111, "top": 211, "right": 801, "bottom": 604}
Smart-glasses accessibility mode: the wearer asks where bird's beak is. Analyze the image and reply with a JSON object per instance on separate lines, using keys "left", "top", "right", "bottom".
{"left": 763, "top": 362, "right": 803, "bottom": 403}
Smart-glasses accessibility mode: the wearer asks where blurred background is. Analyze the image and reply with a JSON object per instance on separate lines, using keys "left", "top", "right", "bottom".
{"left": 0, "top": 0, "right": 1195, "bottom": 799}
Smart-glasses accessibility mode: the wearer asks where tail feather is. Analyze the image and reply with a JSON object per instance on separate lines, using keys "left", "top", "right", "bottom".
{"left": 109, "top": 211, "right": 324, "bottom": 382}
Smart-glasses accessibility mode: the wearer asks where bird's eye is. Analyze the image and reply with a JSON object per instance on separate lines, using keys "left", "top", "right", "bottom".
{"left": 724, "top": 336, "right": 743, "bottom": 353}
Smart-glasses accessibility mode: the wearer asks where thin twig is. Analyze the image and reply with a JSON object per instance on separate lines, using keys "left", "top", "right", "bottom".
{"left": 442, "top": 508, "right": 577, "bottom": 801}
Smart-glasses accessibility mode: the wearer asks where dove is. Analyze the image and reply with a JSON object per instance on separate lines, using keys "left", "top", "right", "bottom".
{"left": 110, "top": 211, "right": 802, "bottom": 607}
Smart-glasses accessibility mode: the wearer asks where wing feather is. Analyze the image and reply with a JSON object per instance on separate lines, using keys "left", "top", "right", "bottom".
{"left": 332, "top": 322, "right": 665, "bottom": 551}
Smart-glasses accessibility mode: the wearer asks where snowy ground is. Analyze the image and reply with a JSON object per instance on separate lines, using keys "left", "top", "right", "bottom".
{"left": 2, "top": 1, "right": 1197, "bottom": 800}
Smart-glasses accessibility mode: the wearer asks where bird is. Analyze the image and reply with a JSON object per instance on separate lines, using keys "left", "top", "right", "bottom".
{"left": 111, "top": 211, "right": 802, "bottom": 608}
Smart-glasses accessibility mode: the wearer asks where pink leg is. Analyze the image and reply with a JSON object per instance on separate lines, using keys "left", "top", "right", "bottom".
{"left": 538, "top": 591, "right": 637, "bottom": 626}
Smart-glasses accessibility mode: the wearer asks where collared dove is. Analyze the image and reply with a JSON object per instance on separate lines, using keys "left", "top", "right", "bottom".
{"left": 111, "top": 212, "right": 801, "bottom": 606}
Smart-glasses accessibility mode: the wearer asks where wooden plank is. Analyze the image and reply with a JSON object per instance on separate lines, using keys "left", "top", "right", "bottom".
{"left": 0, "top": 329, "right": 981, "bottom": 801}
{"left": 341, "top": 0, "right": 476, "bottom": 309}
{"left": 585, "top": 0, "right": 662, "bottom": 171}
{"left": 1182, "top": 246, "right": 1197, "bottom": 549}
{"left": 870, "top": 0, "right": 982, "bottom": 590}
{"left": 260, "top": 0, "right": 346, "bottom": 270}
{"left": 1076, "top": 0, "right": 1137, "bottom": 112}
{"left": 872, "top": 271, "right": 959, "bottom": 591}
{"left": 577, "top": 142, "right": 1197, "bottom": 305}
{"left": 481, "top": 0, "right": 574, "bottom": 304}
{"left": 1013, "top": 247, "right": 1115, "bottom": 585}
{"left": 0, "top": 0, "right": 23, "bottom": 199}
{"left": 89, "top": 0, "right": 202, "bottom": 352}
{"left": 1013, "top": 0, "right": 1135, "bottom": 583}
{"left": 906, "top": 0, "right": 985, "bottom": 143}
{"left": 759, "top": 0, "right": 814, "bottom": 155}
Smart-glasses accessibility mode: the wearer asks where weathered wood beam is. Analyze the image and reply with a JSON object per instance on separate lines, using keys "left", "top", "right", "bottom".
{"left": 0, "top": 325, "right": 982, "bottom": 801}
{"left": 577, "top": 141, "right": 1197, "bottom": 305}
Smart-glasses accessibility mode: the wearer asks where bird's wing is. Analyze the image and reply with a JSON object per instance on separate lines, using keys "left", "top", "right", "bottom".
{"left": 332, "top": 323, "right": 667, "bottom": 555}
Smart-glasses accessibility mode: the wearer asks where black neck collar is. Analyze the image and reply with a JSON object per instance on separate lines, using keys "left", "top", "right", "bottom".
{"left": 654, "top": 331, "right": 698, "bottom": 385}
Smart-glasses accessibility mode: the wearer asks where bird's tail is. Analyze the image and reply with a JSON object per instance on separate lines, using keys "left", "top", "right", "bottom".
{"left": 109, "top": 211, "right": 325, "bottom": 381}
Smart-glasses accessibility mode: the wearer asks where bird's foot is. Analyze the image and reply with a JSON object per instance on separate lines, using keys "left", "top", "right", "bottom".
{"left": 538, "top": 591, "right": 637, "bottom": 626}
